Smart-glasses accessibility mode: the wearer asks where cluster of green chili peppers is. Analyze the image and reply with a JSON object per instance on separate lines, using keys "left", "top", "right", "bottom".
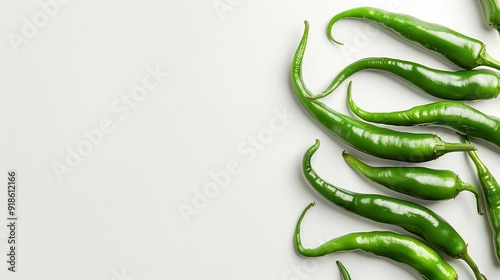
{"left": 290, "top": 5, "right": 500, "bottom": 280}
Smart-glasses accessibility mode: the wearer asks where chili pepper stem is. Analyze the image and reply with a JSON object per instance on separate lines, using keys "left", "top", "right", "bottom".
{"left": 458, "top": 180, "right": 484, "bottom": 215}
{"left": 478, "top": 49, "right": 500, "bottom": 71}
{"left": 435, "top": 142, "right": 477, "bottom": 157}
{"left": 461, "top": 251, "right": 488, "bottom": 280}
{"left": 459, "top": 134, "right": 489, "bottom": 173}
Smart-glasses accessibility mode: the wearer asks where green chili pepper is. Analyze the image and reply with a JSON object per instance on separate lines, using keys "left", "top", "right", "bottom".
{"left": 303, "top": 139, "right": 485, "bottom": 280}
{"left": 327, "top": 7, "right": 500, "bottom": 70}
{"left": 294, "top": 202, "right": 458, "bottom": 280}
{"left": 342, "top": 151, "right": 483, "bottom": 215}
{"left": 459, "top": 134, "right": 500, "bottom": 263}
{"left": 479, "top": 0, "right": 500, "bottom": 33}
{"left": 336, "top": 261, "right": 351, "bottom": 280}
{"left": 309, "top": 57, "right": 500, "bottom": 101}
{"left": 346, "top": 83, "right": 500, "bottom": 150}
{"left": 291, "top": 21, "right": 475, "bottom": 162}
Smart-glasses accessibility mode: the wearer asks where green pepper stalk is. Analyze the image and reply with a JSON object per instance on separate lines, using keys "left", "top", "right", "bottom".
{"left": 336, "top": 261, "right": 351, "bottom": 280}
{"left": 479, "top": 0, "right": 500, "bottom": 34}
{"left": 291, "top": 21, "right": 476, "bottom": 162}
{"left": 328, "top": 7, "right": 500, "bottom": 70}
{"left": 342, "top": 151, "right": 484, "bottom": 215}
{"left": 309, "top": 57, "right": 500, "bottom": 100}
{"left": 459, "top": 134, "right": 500, "bottom": 263}
{"left": 294, "top": 202, "right": 459, "bottom": 280}
{"left": 302, "top": 139, "right": 485, "bottom": 280}
{"left": 346, "top": 83, "right": 500, "bottom": 150}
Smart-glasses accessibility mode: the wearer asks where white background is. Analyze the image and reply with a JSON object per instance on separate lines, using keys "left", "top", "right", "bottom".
{"left": 1, "top": 0, "right": 499, "bottom": 279}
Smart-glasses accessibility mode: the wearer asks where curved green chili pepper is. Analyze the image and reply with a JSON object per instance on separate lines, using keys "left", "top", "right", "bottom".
{"left": 346, "top": 83, "right": 500, "bottom": 150}
{"left": 459, "top": 134, "right": 500, "bottom": 263}
{"left": 479, "top": 0, "right": 500, "bottom": 33}
{"left": 309, "top": 57, "right": 500, "bottom": 100}
{"left": 342, "top": 151, "right": 483, "bottom": 215}
{"left": 336, "top": 261, "right": 351, "bottom": 280}
{"left": 303, "top": 139, "right": 485, "bottom": 280}
{"left": 291, "top": 21, "right": 475, "bottom": 162}
{"left": 327, "top": 7, "right": 500, "bottom": 70}
{"left": 294, "top": 202, "right": 458, "bottom": 280}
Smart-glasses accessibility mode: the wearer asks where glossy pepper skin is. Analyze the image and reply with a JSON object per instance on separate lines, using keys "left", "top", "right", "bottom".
{"left": 347, "top": 86, "right": 500, "bottom": 150}
{"left": 328, "top": 7, "right": 500, "bottom": 70}
{"left": 342, "top": 151, "right": 483, "bottom": 215}
{"left": 336, "top": 261, "right": 351, "bottom": 280}
{"left": 291, "top": 21, "right": 475, "bottom": 162}
{"left": 460, "top": 134, "right": 500, "bottom": 263}
{"left": 309, "top": 57, "right": 500, "bottom": 100}
{"left": 479, "top": 0, "right": 500, "bottom": 33}
{"left": 294, "top": 202, "right": 458, "bottom": 280}
{"left": 302, "top": 139, "right": 484, "bottom": 280}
